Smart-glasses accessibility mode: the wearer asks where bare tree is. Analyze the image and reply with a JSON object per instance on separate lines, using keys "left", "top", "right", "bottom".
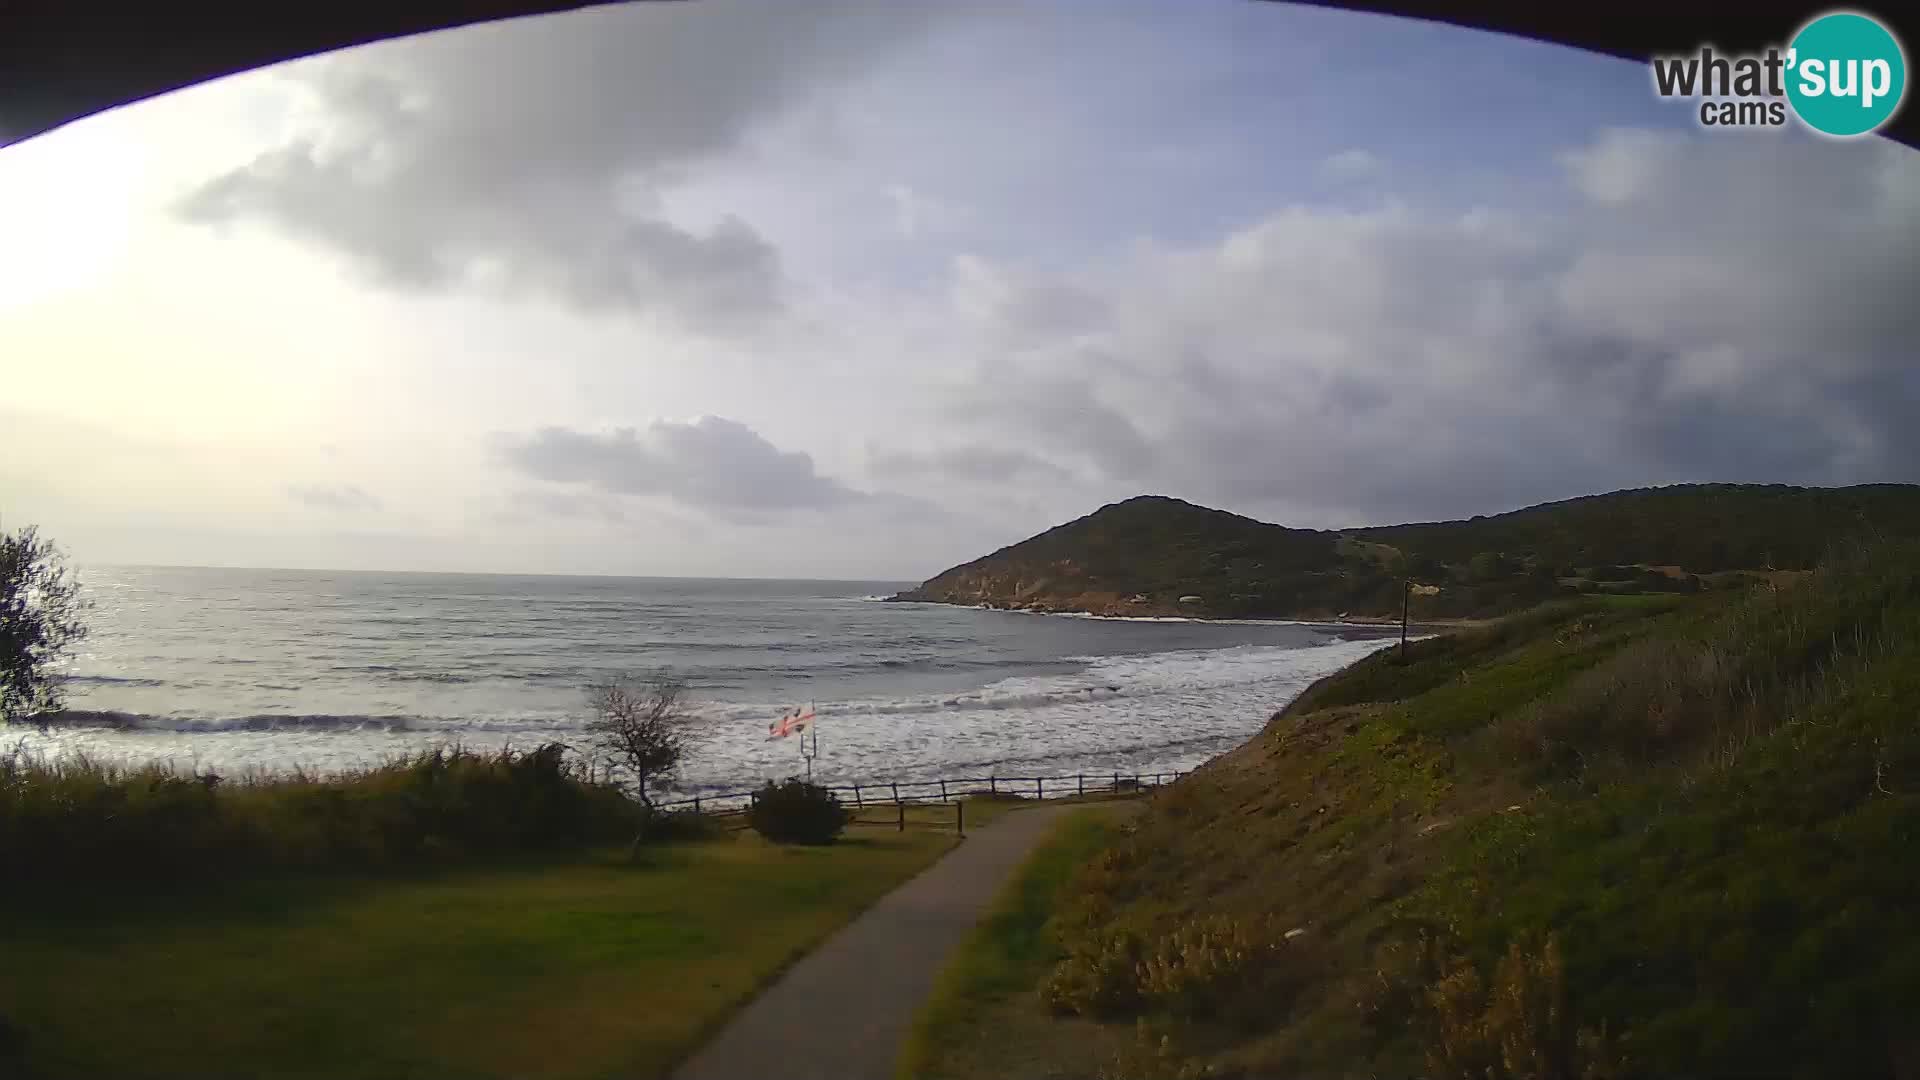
{"left": 584, "top": 674, "right": 695, "bottom": 851}
{"left": 1, "top": 525, "right": 90, "bottom": 728}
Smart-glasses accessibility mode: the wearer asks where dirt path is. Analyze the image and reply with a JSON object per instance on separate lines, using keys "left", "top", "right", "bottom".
{"left": 668, "top": 803, "right": 1127, "bottom": 1080}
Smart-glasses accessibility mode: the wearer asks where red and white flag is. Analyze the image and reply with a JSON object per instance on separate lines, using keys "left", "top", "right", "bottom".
{"left": 767, "top": 705, "right": 817, "bottom": 739}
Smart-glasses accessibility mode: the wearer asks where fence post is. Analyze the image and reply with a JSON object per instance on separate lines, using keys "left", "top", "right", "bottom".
{"left": 989, "top": 775, "right": 997, "bottom": 795}
{"left": 1113, "top": 771, "right": 1120, "bottom": 793}
{"left": 853, "top": 784, "right": 863, "bottom": 808}
{"left": 891, "top": 782, "right": 900, "bottom": 804}
{"left": 1078, "top": 773, "right": 1084, "bottom": 796}
{"left": 693, "top": 794, "right": 701, "bottom": 813}
{"left": 957, "top": 799, "right": 964, "bottom": 838}
{"left": 940, "top": 778, "right": 948, "bottom": 800}
{"left": 897, "top": 799, "right": 905, "bottom": 832}
{"left": 1036, "top": 776, "right": 1044, "bottom": 800}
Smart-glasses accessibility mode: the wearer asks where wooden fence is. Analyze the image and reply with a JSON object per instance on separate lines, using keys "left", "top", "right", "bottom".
{"left": 654, "top": 769, "right": 1186, "bottom": 836}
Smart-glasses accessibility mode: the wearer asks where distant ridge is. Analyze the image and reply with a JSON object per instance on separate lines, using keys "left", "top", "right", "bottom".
{"left": 892, "top": 483, "right": 1920, "bottom": 620}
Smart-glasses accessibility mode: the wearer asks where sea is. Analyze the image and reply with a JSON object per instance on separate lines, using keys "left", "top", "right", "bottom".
{"left": 18, "top": 566, "right": 1407, "bottom": 798}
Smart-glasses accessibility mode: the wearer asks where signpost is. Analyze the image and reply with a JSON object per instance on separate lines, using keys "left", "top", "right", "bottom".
{"left": 798, "top": 707, "right": 818, "bottom": 782}
{"left": 769, "top": 703, "right": 820, "bottom": 781}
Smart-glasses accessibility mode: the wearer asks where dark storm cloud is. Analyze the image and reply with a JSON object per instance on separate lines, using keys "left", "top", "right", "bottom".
{"left": 942, "top": 131, "right": 1920, "bottom": 528}
{"left": 286, "top": 484, "right": 382, "bottom": 512}
{"left": 498, "top": 417, "right": 865, "bottom": 513}
{"left": 175, "top": 2, "right": 945, "bottom": 333}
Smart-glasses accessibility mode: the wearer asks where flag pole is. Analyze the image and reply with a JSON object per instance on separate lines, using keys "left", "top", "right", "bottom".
{"left": 796, "top": 702, "right": 817, "bottom": 784}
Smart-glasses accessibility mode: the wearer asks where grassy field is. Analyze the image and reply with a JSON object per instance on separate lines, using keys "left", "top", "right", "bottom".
{"left": 0, "top": 824, "right": 976, "bottom": 1080}
{"left": 896, "top": 808, "right": 1124, "bottom": 1080}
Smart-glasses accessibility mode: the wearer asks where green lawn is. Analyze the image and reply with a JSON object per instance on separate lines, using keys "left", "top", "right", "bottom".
{"left": 896, "top": 808, "right": 1123, "bottom": 1080}
{"left": 0, "top": 828, "right": 963, "bottom": 1080}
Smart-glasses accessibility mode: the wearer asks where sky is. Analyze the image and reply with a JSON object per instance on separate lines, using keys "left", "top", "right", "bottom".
{"left": 1, "top": 0, "right": 1917, "bottom": 581}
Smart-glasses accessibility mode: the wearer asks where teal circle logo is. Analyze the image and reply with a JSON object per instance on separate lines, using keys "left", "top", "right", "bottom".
{"left": 1786, "top": 12, "right": 1907, "bottom": 136}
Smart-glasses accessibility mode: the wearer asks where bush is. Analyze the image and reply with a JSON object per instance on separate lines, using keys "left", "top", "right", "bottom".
{"left": 1044, "top": 913, "right": 1313, "bottom": 1027}
{"left": 1044, "top": 926, "right": 1147, "bottom": 1017}
{"left": 1422, "top": 934, "right": 1627, "bottom": 1080}
{"left": 1135, "top": 913, "right": 1312, "bottom": 1025}
{"left": 746, "top": 779, "right": 848, "bottom": 845}
{"left": 0, "top": 742, "right": 637, "bottom": 896}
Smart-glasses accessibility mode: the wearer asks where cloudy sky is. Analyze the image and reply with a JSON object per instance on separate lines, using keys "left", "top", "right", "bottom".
{"left": 2, "top": 1, "right": 1916, "bottom": 580}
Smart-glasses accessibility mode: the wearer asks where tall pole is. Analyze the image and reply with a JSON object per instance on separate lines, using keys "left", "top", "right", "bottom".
{"left": 797, "top": 703, "right": 818, "bottom": 783}
{"left": 1400, "top": 578, "right": 1411, "bottom": 663}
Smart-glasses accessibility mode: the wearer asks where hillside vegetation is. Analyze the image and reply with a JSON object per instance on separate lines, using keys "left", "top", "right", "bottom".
{"left": 892, "top": 483, "right": 1920, "bottom": 620}
{"left": 949, "top": 541, "right": 1920, "bottom": 1079}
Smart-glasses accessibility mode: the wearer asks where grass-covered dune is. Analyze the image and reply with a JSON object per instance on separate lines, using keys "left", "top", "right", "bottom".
{"left": 947, "top": 541, "right": 1920, "bottom": 1079}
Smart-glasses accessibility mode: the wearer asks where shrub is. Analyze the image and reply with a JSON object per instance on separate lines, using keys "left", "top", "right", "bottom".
{"left": 1043, "top": 925, "right": 1147, "bottom": 1017}
{"left": 0, "top": 743, "right": 637, "bottom": 897}
{"left": 746, "top": 778, "right": 848, "bottom": 845}
{"left": 1422, "top": 934, "right": 1627, "bottom": 1080}
{"left": 1135, "top": 913, "right": 1312, "bottom": 1025}
{"left": 1044, "top": 913, "right": 1313, "bottom": 1027}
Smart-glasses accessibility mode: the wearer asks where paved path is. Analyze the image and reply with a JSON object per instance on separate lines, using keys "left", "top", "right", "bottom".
{"left": 669, "top": 803, "right": 1125, "bottom": 1080}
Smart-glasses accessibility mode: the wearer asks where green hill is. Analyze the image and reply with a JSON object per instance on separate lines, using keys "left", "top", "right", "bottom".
{"left": 916, "top": 541, "right": 1920, "bottom": 1080}
{"left": 1355, "top": 482, "right": 1920, "bottom": 574}
{"left": 893, "top": 484, "right": 1920, "bottom": 620}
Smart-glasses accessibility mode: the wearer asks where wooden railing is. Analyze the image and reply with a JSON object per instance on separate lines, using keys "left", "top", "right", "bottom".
{"left": 653, "top": 769, "right": 1186, "bottom": 835}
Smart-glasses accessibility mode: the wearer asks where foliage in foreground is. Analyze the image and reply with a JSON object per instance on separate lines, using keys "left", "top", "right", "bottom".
{"left": 0, "top": 743, "right": 638, "bottom": 896}
{"left": 1032, "top": 542, "right": 1920, "bottom": 1079}
{"left": 0, "top": 525, "right": 89, "bottom": 726}
{"left": 747, "top": 778, "right": 849, "bottom": 845}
